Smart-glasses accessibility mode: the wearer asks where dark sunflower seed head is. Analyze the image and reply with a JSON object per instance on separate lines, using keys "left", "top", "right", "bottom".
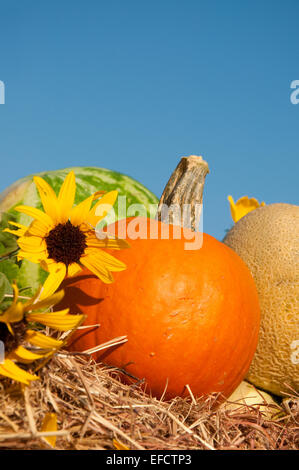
{"left": 45, "top": 221, "right": 87, "bottom": 266}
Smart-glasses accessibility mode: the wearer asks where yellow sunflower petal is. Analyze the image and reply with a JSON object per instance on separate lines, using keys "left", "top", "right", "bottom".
{"left": 26, "top": 311, "right": 84, "bottom": 331}
{"left": 47, "top": 308, "right": 69, "bottom": 316}
{"left": 27, "top": 219, "right": 49, "bottom": 237}
{"left": 81, "top": 255, "right": 114, "bottom": 284}
{"left": 8, "top": 345, "right": 49, "bottom": 364}
{"left": 113, "top": 439, "right": 130, "bottom": 450}
{"left": 11, "top": 283, "right": 19, "bottom": 304}
{"left": 57, "top": 171, "right": 76, "bottom": 223}
{"left": 86, "top": 235, "right": 130, "bottom": 250}
{"left": 17, "top": 250, "right": 47, "bottom": 264}
{"left": 228, "top": 195, "right": 265, "bottom": 223}
{"left": 70, "top": 194, "right": 94, "bottom": 227}
{"left": 0, "top": 302, "right": 24, "bottom": 327}
{"left": 67, "top": 263, "right": 82, "bottom": 277}
{"left": 14, "top": 205, "right": 54, "bottom": 229}
{"left": 40, "top": 259, "right": 56, "bottom": 273}
{"left": 23, "top": 289, "right": 65, "bottom": 313}
{"left": 86, "top": 249, "right": 126, "bottom": 272}
{"left": 6, "top": 221, "right": 29, "bottom": 231}
{"left": 39, "top": 263, "right": 67, "bottom": 300}
{"left": 0, "top": 359, "right": 39, "bottom": 385}
{"left": 87, "top": 190, "right": 118, "bottom": 227}
{"left": 34, "top": 176, "right": 59, "bottom": 223}
{"left": 41, "top": 413, "right": 57, "bottom": 447}
{"left": 25, "top": 330, "right": 64, "bottom": 349}
{"left": 3, "top": 227, "right": 25, "bottom": 237}
{"left": 3, "top": 221, "right": 28, "bottom": 237}
{"left": 5, "top": 323, "right": 14, "bottom": 335}
{"left": 0, "top": 283, "right": 21, "bottom": 322}
{"left": 17, "top": 235, "right": 47, "bottom": 253}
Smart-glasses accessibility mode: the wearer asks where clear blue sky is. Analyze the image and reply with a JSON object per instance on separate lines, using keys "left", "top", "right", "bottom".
{"left": 0, "top": 0, "right": 298, "bottom": 240}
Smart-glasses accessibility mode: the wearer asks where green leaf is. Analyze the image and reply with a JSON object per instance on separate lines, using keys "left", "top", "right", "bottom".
{"left": 0, "top": 259, "right": 19, "bottom": 283}
{"left": 0, "top": 272, "right": 12, "bottom": 304}
{"left": 0, "top": 211, "right": 18, "bottom": 253}
{"left": 19, "top": 286, "right": 32, "bottom": 293}
{"left": 0, "top": 236, "right": 18, "bottom": 253}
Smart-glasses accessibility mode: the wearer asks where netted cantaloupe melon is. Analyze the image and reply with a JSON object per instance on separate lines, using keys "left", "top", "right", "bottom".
{"left": 223, "top": 203, "right": 299, "bottom": 396}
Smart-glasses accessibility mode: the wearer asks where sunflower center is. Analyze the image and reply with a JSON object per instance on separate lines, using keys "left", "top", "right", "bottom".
{"left": 45, "top": 221, "right": 87, "bottom": 266}
{"left": 0, "top": 322, "right": 26, "bottom": 354}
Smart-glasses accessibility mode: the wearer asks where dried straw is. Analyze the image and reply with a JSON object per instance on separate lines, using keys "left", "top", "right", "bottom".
{"left": 0, "top": 350, "right": 298, "bottom": 450}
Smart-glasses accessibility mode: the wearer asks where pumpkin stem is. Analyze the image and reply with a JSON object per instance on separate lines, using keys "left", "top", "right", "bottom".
{"left": 156, "top": 155, "right": 209, "bottom": 231}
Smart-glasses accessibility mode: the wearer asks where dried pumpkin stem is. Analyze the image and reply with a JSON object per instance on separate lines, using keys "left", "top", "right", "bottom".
{"left": 156, "top": 155, "right": 209, "bottom": 231}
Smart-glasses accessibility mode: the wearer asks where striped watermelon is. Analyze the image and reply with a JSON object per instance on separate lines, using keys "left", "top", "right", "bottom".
{"left": 0, "top": 166, "right": 159, "bottom": 292}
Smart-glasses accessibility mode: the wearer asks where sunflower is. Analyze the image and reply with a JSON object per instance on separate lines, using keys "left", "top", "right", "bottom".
{"left": 4, "top": 171, "right": 129, "bottom": 299}
{"left": 228, "top": 195, "right": 265, "bottom": 223}
{"left": 0, "top": 283, "right": 84, "bottom": 385}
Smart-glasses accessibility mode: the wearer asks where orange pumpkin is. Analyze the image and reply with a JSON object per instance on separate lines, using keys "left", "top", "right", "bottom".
{"left": 58, "top": 157, "right": 261, "bottom": 400}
